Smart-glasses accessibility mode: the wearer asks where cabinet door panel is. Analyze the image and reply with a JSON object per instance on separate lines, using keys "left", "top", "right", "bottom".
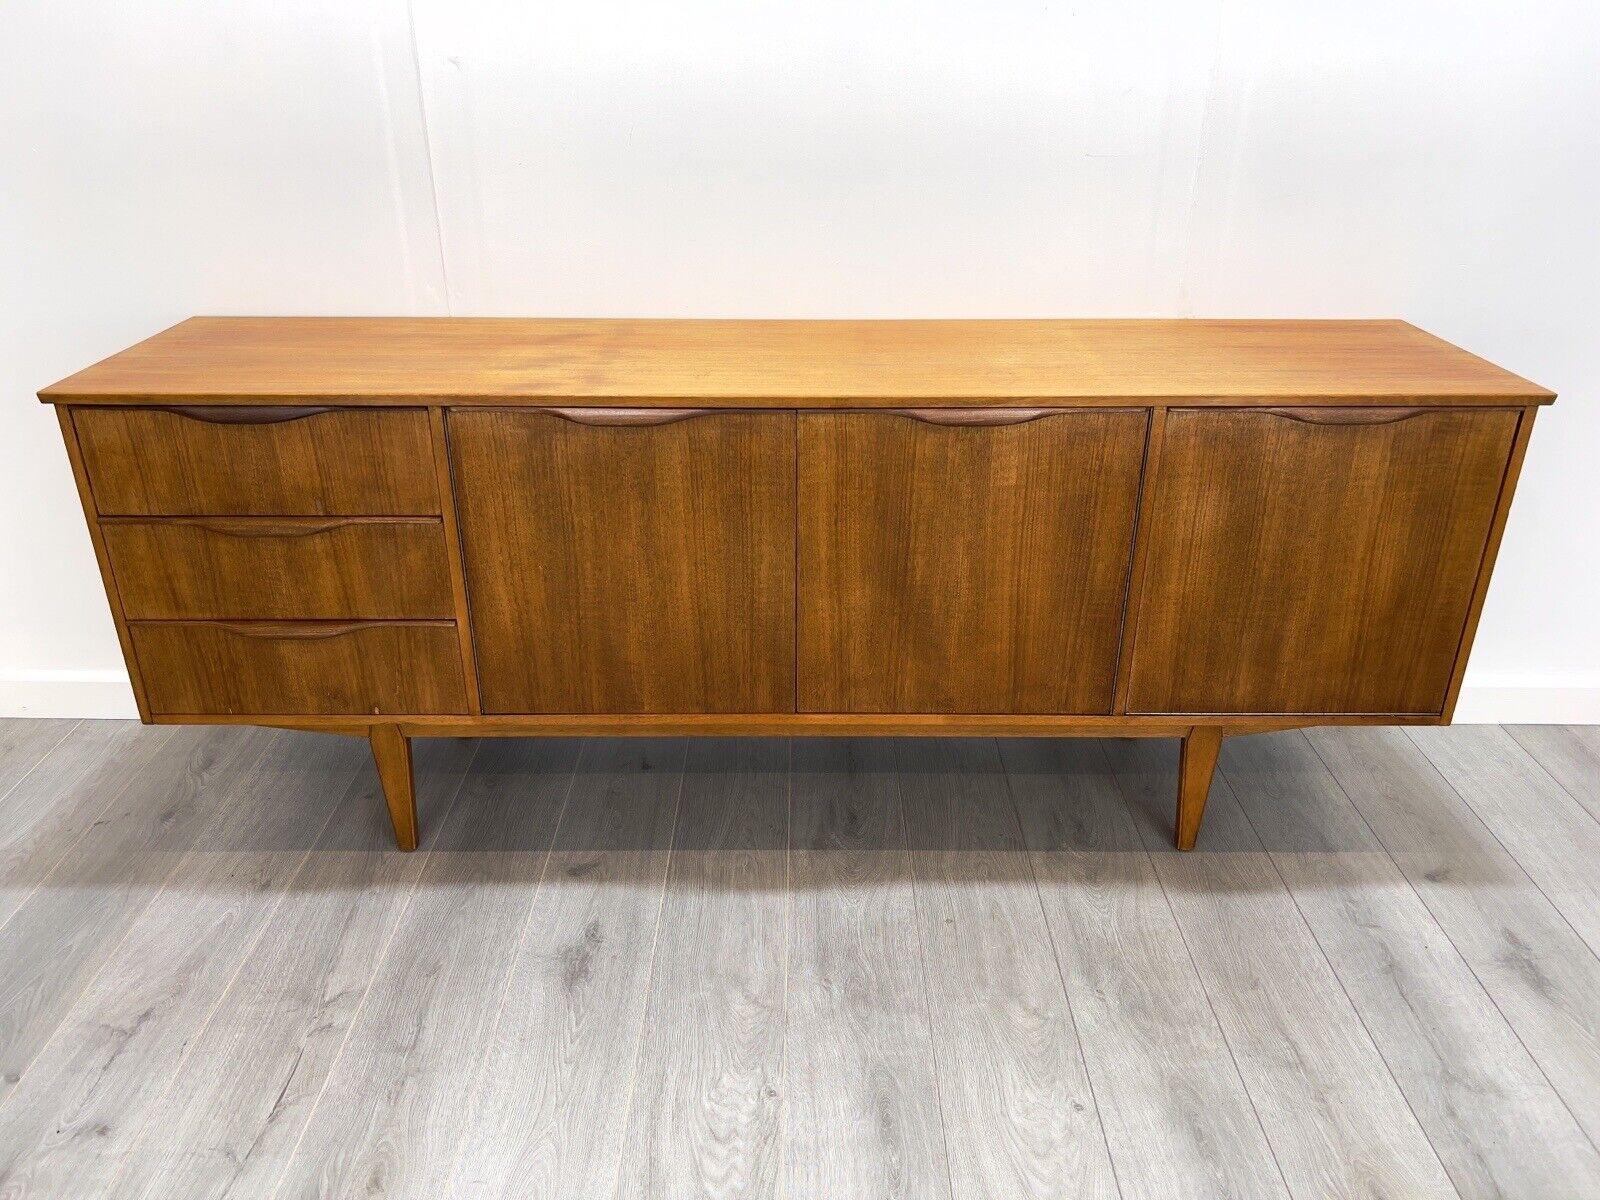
{"left": 1126, "top": 407, "right": 1520, "bottom": 715}
{"left": 798, "top": 409, "right": 1147, "bottom": 713}
{"left": 449, "top": 409, "right": 796, "bottom": 714}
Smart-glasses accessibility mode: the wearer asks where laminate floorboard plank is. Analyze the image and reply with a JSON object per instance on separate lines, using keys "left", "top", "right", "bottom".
{"left": 113, "top": 738, "right": 481, "bottom": 1200}
{"left": 1102, "top": 738, "right": 1457, "bottom": 1200}
{"left": 442, "top": 737, "right": 686, "bottom": 1199}
{"left": 0, "top": 718, "right": 77, "bottom": 807}
{"left": 0, "top": 723, "right": 279, "bottom": 1105}
{"left": 0, "top": 729, "right": 368, "bottom": 1198}
{"left": 1407, "top": 725, "right": 1600, "bottom": 955}
{"left": 268, "top": 736, "right": 584, "bottom": 1200}
{"left": 0, "top": 722, "right": 177, "bottom": 931}
{"left": 785, "top": 738, "right": 952, "bottom": 1200}
{"left": 1306, "top": 725, "right": 1600, "bottom": 1151}
{"left": 1504, "top": 724, "right": 1600, "bottom": 825}
{"left": 614, "top": 738, "right": 789, "bottom": 1200}
{"left": 999, "top": 738, "right": 1288, "bottom": 1200}
{"left": 895, "top": 737, "right": 1119, "bottom": 1200}
{"left": 1224, "top": 731, "right": 1600, "bottom": 1197}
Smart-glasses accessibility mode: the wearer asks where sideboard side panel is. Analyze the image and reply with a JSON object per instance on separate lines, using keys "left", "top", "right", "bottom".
{"left": 1126, "top": 406, "right": 1521, "bottom": 716}
{"left": 56, "top": 406, "right": 151, "bottom": 722}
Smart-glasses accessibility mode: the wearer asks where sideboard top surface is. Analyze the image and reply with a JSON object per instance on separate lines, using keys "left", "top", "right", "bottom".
{"left": 40, "top": 317, "right": 1553, "bottom": 406}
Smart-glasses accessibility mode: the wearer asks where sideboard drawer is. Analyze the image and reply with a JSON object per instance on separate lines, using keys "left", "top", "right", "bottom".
{"left": 73, "top": 406, "right": 439, "bottom": 515}
{"left": 103, "top": 517, "right": 455, "bottom": 620}
{"left": 130, "top": 620, "right": 468, "bottom": 715}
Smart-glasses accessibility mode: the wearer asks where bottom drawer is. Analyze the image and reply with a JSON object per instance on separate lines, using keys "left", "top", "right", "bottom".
{"left": 130, "top": 620, "right": 468, "bottom": 716}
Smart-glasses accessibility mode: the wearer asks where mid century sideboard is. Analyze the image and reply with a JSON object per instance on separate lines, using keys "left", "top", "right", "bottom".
{"left": 40, "top": 318, "right": 1551, "bottom": 850}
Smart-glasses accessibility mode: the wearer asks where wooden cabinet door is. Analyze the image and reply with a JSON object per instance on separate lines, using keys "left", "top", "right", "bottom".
{"left": 1126, "top": 407, "right": 1521, "bottom": 715}
{"left": 449, "top": 409, "right": 796, "bottom": 714}
{"left": 798, "top": 409, "right": 1148, "bottom": 713}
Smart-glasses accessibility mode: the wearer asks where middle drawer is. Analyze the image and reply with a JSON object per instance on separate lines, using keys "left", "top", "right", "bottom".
{"left": 102, "top": 517, "right": 455, "bottom": 620}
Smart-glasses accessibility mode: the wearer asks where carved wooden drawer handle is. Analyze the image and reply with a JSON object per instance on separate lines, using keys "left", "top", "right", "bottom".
{"left": 1258, "top": 407, "right": 1432, "bottom": 426}
{"left": 203, "top": 620, "right": 450, "bottom": 640}
{"left": 175, "top": 518, "right": 436, "bottom": 538}
{"left": 156, "top": 405, "right": 337, "bottom": 424}
{"left": 542, "top": 407, "right": 711, "bottom": 426}
{"left": 884, "top": 408, "right": 1061, "bottom": 426}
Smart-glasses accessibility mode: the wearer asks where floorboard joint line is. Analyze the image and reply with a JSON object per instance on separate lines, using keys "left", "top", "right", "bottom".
{"left": 262, "top": 737, "right": 490, "bottom": 1200}
{"left": 1403, "top": 727, "right": 1600, "bottom": 968}
{"left": 1501, "top": 726, "right": 1600, "bottom": 833}
{"left": 0, "top": 726, "right": 283, "bottom": 1121}
{"left": 107, "top": 750, "right": 365, "bottom": 1192}
{"left": 890, "top": 741, "right": 961, "bottom": 1200}
{"left": 433, "top": 738, "right": 587, "bottom": 1197}
{"left": 997, "top": 738, "right": 1126, "bottom": 1200}
{"left": 0, "top": 724, "right": 181, "bottom": 947}
{"left": 1303, "top": 729, "right": 1600, "bottom": 1164}
{"left": 1219, "top": 752, "right": 1461, "bottom": 1198}
{"left": 604, "top": 741, "right": 690, "bottom": 1200}
{"left": 0, "top": 719, "right": 80, "bottom": 811}
{"left": 777, "top": 736, "right": 794, "bottom": 1200}
{"left": 1093, "top": 738, "right": 1294, "bottom": 1199}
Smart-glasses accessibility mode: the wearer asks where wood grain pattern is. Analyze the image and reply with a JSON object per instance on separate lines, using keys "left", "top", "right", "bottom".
{"left": 0, "top": 722, "right": 176, "bottom": 932}
{"left": 369, "top": 725, "right": 417, "bottom": 851}
{"left": 1306, "top": 726, "right": 1600, "bottom": 1152}
{"left": 1127, "top": 406, "right": 1520, "bottom": 715}
{"left": 101, "top": 518, "right": 454, "bottom": 619}
{"left": 72, "top": 405, "right": 439, "bottom": 515}
{"left": 428, "top": 407, "right": 483, "bottom": 715}
{"left": 0, "top": 732, "right": 365, "bottom": 1199}
{"left": 130, "top": 620, "right": 468, "bottom": 716}
{"left": 1177, "top": 726, "right": 1222, "bottom": 850}
{"left": 786, "top": 738, "right": 952, "bottom": 1200}
{"left": 896, "top": 737, "right": 1119, "bottom": 1198}
{"left": 444, "top": 739, "right": 685, "bottom": 1198}
{"left": 1224, "top": 731, "right": 1600, "bottom": 1198}
{"left": 0, "top": 726, "right": 279, "bottom": 1105}
{"left": 1408, "top": 724, "right": 1600, "bottom": 955}
{"left": 614, "top": 738, "right": 789, "bottom": 1200}
{"left": 451, "top": 409, "right": 795, "bottom": 714}
{"left": 1001, "top": 738, "right": 1290, "bottom": 1200}
{"left": 273, "top": 736, "right": 582, "bottom": 1200}
{"left": 1505, "top": 724, "right": 1600, "bottom": 823}
{"left": 39, "top": 317, "right": 1552, "bottom": 403}
{"left": 56, "top": 407, "right": 152, "bottom": 720}
{"left": 798, "top": 410, "right": 1146, "bottom": 713}
{"left": 1103, "top": 737, "right": 1459, "bottom": 1198}
{"left": 107, "top": 738, "right": 480, "bottom": 1200}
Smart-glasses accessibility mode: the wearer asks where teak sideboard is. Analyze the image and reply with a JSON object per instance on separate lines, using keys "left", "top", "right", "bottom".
{"left": 41, "top": 318, "right": 1552, "bottom": 851}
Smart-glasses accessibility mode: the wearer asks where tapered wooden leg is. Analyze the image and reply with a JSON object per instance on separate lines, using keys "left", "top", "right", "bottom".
{"left": 369, "top": 724, "right": 418, "bottom": 851}
{"left": 1176, "top": 725, "right": 1223, "bottom": 851}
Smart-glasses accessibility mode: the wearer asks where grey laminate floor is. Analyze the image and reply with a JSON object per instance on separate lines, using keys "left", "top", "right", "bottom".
{"left": 0, "top": 722, "right": 1596, "bottom": 1199}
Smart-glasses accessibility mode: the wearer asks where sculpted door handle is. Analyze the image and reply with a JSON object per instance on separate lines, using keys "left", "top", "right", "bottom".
{"left": 1256, "top": 407, "right": 1434, "bottom": 426}
{"left": 156, "top": 405, "right": 337, "bottom": 424}
{"left": 541, "top": 407, "right": 713, "bottom": 426}
{"left": 883, "top": 408, "right": 1063, "bottom": 426}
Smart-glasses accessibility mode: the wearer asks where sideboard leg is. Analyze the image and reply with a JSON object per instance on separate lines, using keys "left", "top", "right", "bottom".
{"left": 1176, "top": 726, "right": 1224, "bottom": 851}
{"left": 369, "top": 724, "right": 418, "bottom": 851}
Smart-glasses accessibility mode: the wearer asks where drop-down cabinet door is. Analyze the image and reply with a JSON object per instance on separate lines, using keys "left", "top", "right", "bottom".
{"left": 449, "top": 408, "right": 796, "bottom": 713}
{"left": 798, "top": 408, "right": 1149, "bottom": 713}
{"left": 1125, "top": 406, "right": 1522, "bottom": 716}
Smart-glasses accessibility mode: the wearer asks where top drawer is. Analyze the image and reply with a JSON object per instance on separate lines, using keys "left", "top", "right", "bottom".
{"left": 71, "top": 406, "right": 440, "bottom": 516}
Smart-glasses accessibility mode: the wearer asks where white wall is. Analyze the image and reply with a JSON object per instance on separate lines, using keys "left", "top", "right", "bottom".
{"left": 4, "top": 0, "right": 1597, "bottom": 720}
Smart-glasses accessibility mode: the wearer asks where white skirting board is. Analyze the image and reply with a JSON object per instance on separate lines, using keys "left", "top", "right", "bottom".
{"left": 4, "top": 670, "right": 1600, "bottom": 724}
